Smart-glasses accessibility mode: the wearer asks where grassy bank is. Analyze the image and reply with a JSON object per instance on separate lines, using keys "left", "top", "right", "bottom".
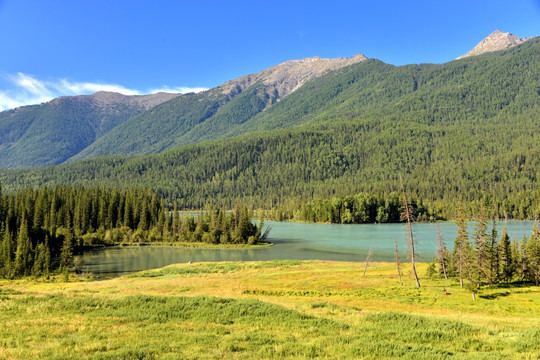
{"left": 1, "top": 261, "right": 539, "bottom": 359}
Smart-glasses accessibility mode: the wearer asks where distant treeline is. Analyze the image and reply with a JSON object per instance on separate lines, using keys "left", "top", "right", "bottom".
{"left": 261, "top": 191, "right": 539, "bottom": 223}
{"left": 0, "top": 185, "right": 267, "bottom": 278}
{"left": 432, "top": 207, "right": 540, "bottom": 289}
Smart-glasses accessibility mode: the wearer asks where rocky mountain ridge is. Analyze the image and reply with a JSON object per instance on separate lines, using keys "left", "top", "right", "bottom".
{"left": 457, "top": 30, "right": 532, "bottom": 59}
{"left": 218, "top": 53, "right": 368, "bottom": 99}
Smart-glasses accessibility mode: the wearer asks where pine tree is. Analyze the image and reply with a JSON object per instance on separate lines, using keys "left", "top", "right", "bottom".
{"left": 526, "top": 223, "right": 540, "bottom": 285}
{"left": 61, "top": 214, "right": 74, "bottom": 271}
{"left": 435, "top": 224, "right": 449, "bottom": 279}
{"left": 472, "top": 206, "right": 489, "bottom": 285}
{"left": 453, "top": 204, "right": 469, "bottom": 288}
{"left": 14, "top": 216, "right": 33, "bottom": 276}
{"left": 517, "top": 235, "right": 529, "bottom": 281}
{"left": 488, "top": 220, "right": 499, "bottom": 285}
{"left": 499, "top": 228, "right": 513, "bottom": 283}
{"left": 32, "top": 242, "right": 48, "bottom": 277}
{"left": 1, "top": 223, "right": 13, "bottom": 278}
{"left": 138, "top": 200, "right": 148, "bottom": 230}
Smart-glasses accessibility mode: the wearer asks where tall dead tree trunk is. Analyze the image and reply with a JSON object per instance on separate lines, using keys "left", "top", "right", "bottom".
{"left": 394, "top": 236, "right": 403, "bottom": 285}
{"left": 363, "top": 246, "right": 372, "bottom": 276}
{"left": 400, "top": 175, "right": 420, "bottom": 288}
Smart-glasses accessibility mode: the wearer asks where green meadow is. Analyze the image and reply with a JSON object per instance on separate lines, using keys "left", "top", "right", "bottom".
{"left": 1, "top": 261, "right": 539, "bottom": 359}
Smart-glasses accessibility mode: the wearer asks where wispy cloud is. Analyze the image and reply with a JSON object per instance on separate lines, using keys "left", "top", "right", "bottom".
{"left": 0, "top": 73, "right": 208, "bottom": 111}
{"left": 148, "top": 86, "right": 208, "bottom": 94}
{"left": 54, "top": 79, "right": 141, "bottom": 96}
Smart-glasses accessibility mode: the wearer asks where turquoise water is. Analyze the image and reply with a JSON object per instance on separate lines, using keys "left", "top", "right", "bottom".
{"left": 80, "top": 220, "right": 537, "bottom": 277}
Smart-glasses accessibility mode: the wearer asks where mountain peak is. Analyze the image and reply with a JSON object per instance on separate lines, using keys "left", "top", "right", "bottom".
{"left": 457, "top": 30, "right": 532, "bottom": 59}
{"left": 219, "top": 53, "right": 368, "bottom": 99}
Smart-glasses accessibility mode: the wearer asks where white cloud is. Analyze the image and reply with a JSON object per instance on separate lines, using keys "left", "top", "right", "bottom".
{"left": 9, "top": 72, "right": 52, "bottom": 96}
{"left": 55, "top": 79, "right": 141, "bottom": 96}
{"left": 0, "top": 72, "right": 208, "bottom": 111}
{"left": 148, "top": 86, "right": 208, "bottom": 94}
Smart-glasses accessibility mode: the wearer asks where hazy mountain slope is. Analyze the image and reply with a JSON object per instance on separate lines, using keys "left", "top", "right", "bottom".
{"left": 0, "top": 91, "right": 179, "bottom": 168}
{"left": 71, "top": 54, "right": 368, "bottom": 160}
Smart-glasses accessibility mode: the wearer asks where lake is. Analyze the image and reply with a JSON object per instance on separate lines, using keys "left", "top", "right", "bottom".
{"left": 79, "top": 220, "right": 537, "bottom": 277}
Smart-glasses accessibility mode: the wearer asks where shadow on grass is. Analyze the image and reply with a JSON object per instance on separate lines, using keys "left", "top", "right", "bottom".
{"left": 479, "top": 291, "right": 510, "bottom": 300}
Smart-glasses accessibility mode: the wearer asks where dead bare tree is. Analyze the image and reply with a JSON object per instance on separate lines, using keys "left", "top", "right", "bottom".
{"left": 400, "top": 175, "right": 420, "bottom": 288}
{"left": 363, "top": 246, "right": 373, "bottom": 276}
{"left": 394, "top": 235, "right": 403, "bottom": 285}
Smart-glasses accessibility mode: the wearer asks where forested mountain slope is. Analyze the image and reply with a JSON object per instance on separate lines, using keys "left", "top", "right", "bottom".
{"left": 70, "top": 35, "right": 540, "bottom": 159}
{"left": 0, "top": 91, "right": 179, "bottom": 168}
{"left": 228, "top": 36, "right": 540, "bottom": 136}
{"left": 70, "top": 54, "right": 368, "bottom": 160}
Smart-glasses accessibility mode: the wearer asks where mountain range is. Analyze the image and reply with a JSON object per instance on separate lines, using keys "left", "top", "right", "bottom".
{"left": 0, "top": 30, "right": 534, "bottom": 169}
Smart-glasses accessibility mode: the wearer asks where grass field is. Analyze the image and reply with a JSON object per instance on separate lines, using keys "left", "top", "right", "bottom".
{"left": 1, "top": 261, "right": 539, "bottom": 359}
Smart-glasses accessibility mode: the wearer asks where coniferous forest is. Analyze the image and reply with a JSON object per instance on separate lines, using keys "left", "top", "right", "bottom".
{"left": 0, "top": 185, "right": 267, "bottom": 278}
{"left": 431, "top": 206, "right": 540, "bottom": 294}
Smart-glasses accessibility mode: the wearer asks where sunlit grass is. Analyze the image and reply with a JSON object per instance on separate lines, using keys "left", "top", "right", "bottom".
{"left": 1, "top": 261, "right": 539, "bottom": 359}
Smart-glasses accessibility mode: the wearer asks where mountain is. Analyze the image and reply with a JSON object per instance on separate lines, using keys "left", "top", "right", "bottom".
{"left": 0, "top": 91, "right": 179, "bottom": 168}
{"left": 457, "top": 30, "right": 532, "bottom": 59}
{"left": 69, "top": 54, "right": 368, "bottom": 161}
{"left": 1, "top": 36, "right": 539, "bottom": 218}
{"left": 1, "top": 31, "right": 536, "bottom": 169}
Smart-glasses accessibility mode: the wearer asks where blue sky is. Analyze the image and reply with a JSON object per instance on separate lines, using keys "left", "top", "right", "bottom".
{"left": 0, "top": 0, "right": 539, "bottom": 110}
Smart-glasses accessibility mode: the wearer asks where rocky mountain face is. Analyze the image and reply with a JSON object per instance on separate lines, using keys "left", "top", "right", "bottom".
{"left": 83, "top": 91, "right": 180, "bottom": 110}
{"left": 457, "top": 30, "right": 532, "bottom": 59}
{"left": 0, "top": 92, "right": 180, "bottom": 168}
{"left": 218, "top": 54, "right": 368, "bottom": 99}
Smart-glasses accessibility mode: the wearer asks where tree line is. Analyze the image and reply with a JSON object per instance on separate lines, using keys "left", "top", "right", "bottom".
{"left": 262, "top": 192, "right": 443, "bottom": 223}
{"left": 0, "top": 185, "right": 268, "bottom": 278}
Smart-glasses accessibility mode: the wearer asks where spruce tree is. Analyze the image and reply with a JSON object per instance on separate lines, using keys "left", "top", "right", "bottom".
{"left": 488, "top": 221, "right": 499, "bottom": 285}
{"left": 14, "top": 217, "right": 33, "bottom": 276}
{"left": 499, "top": 228, "right": 513, "bottom": 283}
{"left": 472, "top": 206, "right": 489, "bottom": 285}
{"left": 1, "top": 224, "right": 13, "bottom": 278}
{"left": 526, "top": 223, "right": 540, "bottom": 285}
{"left": 453, "top": 205, "right": 469, "bottom": 288}
{"left": 61, "top": 215, "right": 74, "bottom": 271}
{"left": 435, "top": 224, "right": 449, "bottom": 279}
